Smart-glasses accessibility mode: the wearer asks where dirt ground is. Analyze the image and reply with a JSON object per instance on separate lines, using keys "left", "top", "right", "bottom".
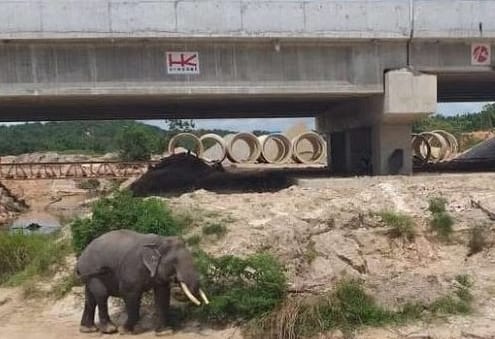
{"left": 2, "top": 172, "right": 495, "bottom": 338}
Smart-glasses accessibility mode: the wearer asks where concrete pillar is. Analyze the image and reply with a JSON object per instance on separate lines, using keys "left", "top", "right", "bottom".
{"left": 371, "top": 123, "right": 412, "bottom": 175}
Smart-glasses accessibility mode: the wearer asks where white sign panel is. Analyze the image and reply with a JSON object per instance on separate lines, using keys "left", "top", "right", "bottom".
{"left": 166, "top": 52, "right": 200, "bottom": 74}
{"left": 471, "top": 43, "right": 491, "bottom": 66}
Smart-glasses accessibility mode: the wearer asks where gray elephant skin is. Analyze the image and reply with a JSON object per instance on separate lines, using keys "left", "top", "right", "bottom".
{"left": 75, "top": 229, "right": 209, "bottom": 334}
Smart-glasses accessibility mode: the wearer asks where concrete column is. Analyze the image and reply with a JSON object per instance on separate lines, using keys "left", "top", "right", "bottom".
{"left": 371, "top": 123, "right": 412, "bottom": 175}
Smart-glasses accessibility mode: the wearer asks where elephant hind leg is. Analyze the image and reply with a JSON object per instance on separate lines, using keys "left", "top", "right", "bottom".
{"left": 88, "top": 278, "right": 117, "bottom": 334}
{"left": 80, "top": 285, "right": 98, "bottom": 333}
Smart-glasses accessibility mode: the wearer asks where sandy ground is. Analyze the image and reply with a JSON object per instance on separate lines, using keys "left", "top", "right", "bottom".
{"left": 2, "top": 173, "right": 495, "bottom": 338}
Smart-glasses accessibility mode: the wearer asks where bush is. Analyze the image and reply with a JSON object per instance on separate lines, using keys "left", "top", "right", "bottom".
{"left": 468, "top": 226, "right": 489, "bottom": 256}
{"left": 71, "top": 190, "right": 183, "bottom": 254}
{"left": 0, "top": 232, "right": 71, "bottom": 285}
{"left": 430, "top": 212, "right": 454, "bottom": 240}
{"left": 191, "top": 250, "right": 287, "bottom": 323}
{"left": 379, "top": 211, "right": 416, "bottom": 241}
{"left": 202, "top": 223, "right": 227, "bottom": 238}
{"left": 428, "top": 197, "right": 448, "bottom": 214}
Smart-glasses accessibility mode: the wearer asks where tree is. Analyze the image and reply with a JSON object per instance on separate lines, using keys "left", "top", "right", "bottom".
{"left": 116, "top": 125, "right": 157, "bottom": 161}
{"left": 166, "top": 119, "right": 196, "bottom": 132}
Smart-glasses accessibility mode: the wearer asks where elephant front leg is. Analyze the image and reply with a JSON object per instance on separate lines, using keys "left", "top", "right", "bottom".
{"left": 120, "top": 293, "right": 142, "bottom": 334}
{"left": 154, "top": 283, "right": 173, "bottom": 334}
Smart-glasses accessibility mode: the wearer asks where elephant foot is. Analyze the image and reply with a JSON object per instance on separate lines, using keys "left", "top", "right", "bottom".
{"left": 80, "top": 325, "right": 99, "bottom": 333}
{"left": 155, "top": 326, "right": 173, "bottom": 336}
{"left": 118, "top": 325, "right": 135, "bottom": 335}
{"left": 99, "top": 322, "right": 118, "bottom": 334}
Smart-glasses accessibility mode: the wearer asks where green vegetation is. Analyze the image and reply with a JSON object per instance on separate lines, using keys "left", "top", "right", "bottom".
{"left": 192, "top": 250, "right": 287, "bottom": 323}
{"left": 413, "top": 103, "right": 495, "bottom": 137}
{"left": 117, "top": 124, "right": 160, "bottom": 161}
{"left": 379, "top": 211, "right": 416, "bottom": 241}
{"left": 186, "top": 234, "right": 202, "bottom": 246}
{"left": 430, "top": 213, "right": 454, "bottom": 240}
{"left": 0, "top": 232, "right": 71, "bottom": 285}
{"left": 304, "top": 240, "right": 318, "bottom": 264}
{"left": 202, "top": 223, "right": 228, "bottom": 238}
{"left": 255, "top": 278, "right": 474, "bottom": 338}
{"left": 428, "top": 197, "right": 448, "bottom": 214}
{"left": 71, "top": 190, "right": 185, "bottom": 254}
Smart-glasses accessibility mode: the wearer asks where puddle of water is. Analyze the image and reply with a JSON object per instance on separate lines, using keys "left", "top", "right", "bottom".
{"left": 8, "top": 212, "right": 62, "bottom": 235}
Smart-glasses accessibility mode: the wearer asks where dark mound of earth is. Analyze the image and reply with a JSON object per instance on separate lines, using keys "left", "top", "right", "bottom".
{"left": 129, "top": 153, "right": 297, "bottom": 196}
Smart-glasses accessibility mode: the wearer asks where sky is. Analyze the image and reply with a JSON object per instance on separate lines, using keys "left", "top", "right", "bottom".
{"left": 143, "top": 102, "right": 493, "bottom": 132}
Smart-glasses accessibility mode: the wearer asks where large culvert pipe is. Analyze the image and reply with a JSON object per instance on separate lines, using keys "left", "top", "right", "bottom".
{"left": 411, "top": 134, "right": 432, "bottom": 165}
{"left": 199, "top": 133, "right": 227, "bottom": 162}
{"left": 419, "top": 132, "right": 449, "bottom": 162}
{"left": 225, "top": 132, "right": 262, "bottom": 163}
{"left": 432, "top": 130, "right": 459, "bottom": 155}
{"left": 258, "top": 134, "right": 292, "bottom": 164}
{"left": 168, "top": 133, "right": 204, "bottom": 156}
{"left": 291, "top": 132, "right": 326, "bottom": 164}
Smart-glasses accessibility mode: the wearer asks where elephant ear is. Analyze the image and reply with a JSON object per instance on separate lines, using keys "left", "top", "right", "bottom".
{"left": 142, "top": 246, "right": 161, "bottom": 278}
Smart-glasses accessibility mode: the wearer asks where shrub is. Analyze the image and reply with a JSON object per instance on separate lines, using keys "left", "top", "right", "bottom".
{"left": 71, "top": 190, "right": 183, "bottom": 254}
{"left": 379, "top": 211, "right": 416, "bottom": 241}
{"left": 0, "top": 232, "right": 71, "bottom": 285}
{"left": 428, "top": 197, "right": 448, "bottom": 214}
{"left": 191, "top": 250, "right": 287, "bottom": 323}
{"left": 186, "top": 234, "right": 201, "bottom": 247}
{"left": 116, "top": 125, "right": 158, "bottom": 161}
{"left": 202, "top": 223, "right": 227, "bottom": 238}
{"left": 430, "top": 212, "right": 454, "bottom": 240}
{"left": 468, "top": 226, "right": 489, "bottom": 256}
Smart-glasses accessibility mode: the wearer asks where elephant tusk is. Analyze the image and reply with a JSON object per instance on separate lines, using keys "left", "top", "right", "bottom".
{"left": 180, "top": 282, "right": 201, "bottom": 306}
{"left": 199, "top": 289, "right": 210, "bottom": 305}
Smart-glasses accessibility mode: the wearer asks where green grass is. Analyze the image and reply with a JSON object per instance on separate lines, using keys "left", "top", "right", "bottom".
{"left": 186, "top": 234, "right": 201, "bottom": 247}
{"left": 202, "top": 223, "right": 227, "bottom": 238}
{"left": 304, "top": 240, "right": 318, "bottom": 264}
{"left": 430, "top": 212, "right": 454, "bottom": 240}
{"left": 378, "top": 211, "right": 416, "bottom": 241}
{"left": 0, "top": 232, "right": 72, "bottom": 286}
{"left": 254, "top": 278, "right": 474, "bottom": 338}
{"left": 428, "top": 197, "right": 448, "bottom": 214}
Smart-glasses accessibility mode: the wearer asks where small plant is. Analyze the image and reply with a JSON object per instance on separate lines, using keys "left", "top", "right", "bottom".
{"left": 77, "top": 178, "right": 100, "bottom": 190}
{"left": 202, "top": 223, "right": 227, "bottom": 238}
{"left": 428, "top": 197, "right": 448, "bottom": 214}
{"left": 71, "top": 190, "right": 183, "bottom": 254}
{"left": 468, "top": 226, "right": 489, "bottom": 256}
{"left": 304, "top": 240, "right": 318, "bottom": 264}
{"left": 186, "top": 234, "right": 201, "bottom": 247}
{"left": 430, "top": 212, "right": 454, "bottom": 240}
{"left": 379, "top": 211, "right": 416, "bottom": 241}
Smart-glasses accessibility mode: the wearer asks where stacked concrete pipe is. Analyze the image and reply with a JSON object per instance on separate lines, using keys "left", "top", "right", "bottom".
{"left": 167, "top": 133, "right": 204, "bottom": 156}
{"left": 412, "top": 130, "right": 459, "bottom": 164}
{"left": 199, "top": 133, "right": 227, "bottom": 162}
{"left": 225, "top": 132, "right": 262, "bottom": 164}
{"left": 291, "top": 131, "right": 326, "bottom": 164}
{"left": 258, "top": 134, "right": 292, "bottom": 164}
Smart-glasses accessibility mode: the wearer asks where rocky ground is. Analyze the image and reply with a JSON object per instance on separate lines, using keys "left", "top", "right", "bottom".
{"left": 1, "top": 172, "right": 495, "bottom": 338}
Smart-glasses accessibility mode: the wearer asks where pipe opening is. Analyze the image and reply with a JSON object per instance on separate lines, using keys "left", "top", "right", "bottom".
{"left": 226, "top": 133, "right": 262, "bottom": 164}
{"left": 258, "top": 134, "right": 292, "bottom": 164}
{"left": 200, "top": 133, "right": 227, "bottom": 162}
{"left": 291, "top": 132, "right": 326, "bottom": 164}
{"left": 168, "top": 133, "right": 204, "bottom": 157}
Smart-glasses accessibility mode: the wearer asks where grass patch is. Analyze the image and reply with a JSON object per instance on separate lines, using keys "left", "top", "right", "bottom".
{"left": 430, "top": 212, "right": 454, "bottom": 240}
{"left": 255, "top": 278, "right": 474, "bottom": 338}
{"left": 428, "top": 197, "right": 448, "bottom": 214}
{"left": 71, "top": 190, "right": 184, "bottom": 254}
{"left": 304, "top": 240, "right": 318, "bottom": 264}
{"left": 468, "top": 225, "right": 489, "bottom": 256}
{"left": 186, "top": 234, "right": 201, "bottom": 247}
{"left": 378, "top": 211, "right": 416, "bottom": 241}
{"left": 0, "top": 232, "right": 72, "bottom": 286}
{"left": 50, "top": 273, "right": 82, "bottom": 299}
{"left": 202, "top": 223, "right": 227, "bottom": 238}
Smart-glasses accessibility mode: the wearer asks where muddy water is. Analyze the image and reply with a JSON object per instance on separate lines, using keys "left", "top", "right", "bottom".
{"left": 7, "top": 211, "right": 61, "bottom": 234}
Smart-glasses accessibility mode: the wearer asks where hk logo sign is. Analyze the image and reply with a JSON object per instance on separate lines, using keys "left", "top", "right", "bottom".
{"left": 471, "top": 43, "right": 491, "bottom": 66}
{"left": 166, "top": 52, "right": 200, "bottom": 74}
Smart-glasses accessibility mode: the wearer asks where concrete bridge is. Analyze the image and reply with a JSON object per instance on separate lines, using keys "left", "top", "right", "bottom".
{"left": 0, "top": 0, "right": 494, "bottom": 175}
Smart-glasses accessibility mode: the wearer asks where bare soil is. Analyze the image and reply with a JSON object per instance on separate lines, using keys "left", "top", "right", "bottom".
{"left": 2, "top": 172, "right": 495, "bottom": 338}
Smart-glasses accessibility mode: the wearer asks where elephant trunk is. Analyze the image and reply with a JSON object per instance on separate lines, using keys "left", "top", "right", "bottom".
{"left": 175, "top": 249, "right": 209, "bottom": 306}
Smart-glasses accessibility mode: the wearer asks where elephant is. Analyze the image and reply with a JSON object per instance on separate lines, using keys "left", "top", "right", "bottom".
{"left": 75, "top": 229, "right": 209, "bottom": 334}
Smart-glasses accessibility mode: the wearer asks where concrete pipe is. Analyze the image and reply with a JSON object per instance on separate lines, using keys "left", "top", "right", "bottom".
{"left": 419, "top": 132, "right": 449, "bottom": 162}
{"left": 199, "top": 133, "right": 227, "bottom": 162}
{"left": 291, "top": 131, "right": 326, "bottom": 164}
{"left": 411, "top": 134, "right": 431, "bottom": 165}
{"left": 432, "top": 130, "right": 459, "bottom": 155}
{"left": 168, "top": 133, "right": 204, "bottom": 156}
{"left": 258, "top": 134, "right": 292, "bottom": 164}
{"left": 225, "top": 132, "right": 262, "bottom": 164}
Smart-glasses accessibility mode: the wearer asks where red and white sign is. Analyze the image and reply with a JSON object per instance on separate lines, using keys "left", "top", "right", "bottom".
{"left": 471, "top": 43, "right": 491, "bottom": 66}
{"left": 166, "top": 52, "right": 200, "bottom": 74}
